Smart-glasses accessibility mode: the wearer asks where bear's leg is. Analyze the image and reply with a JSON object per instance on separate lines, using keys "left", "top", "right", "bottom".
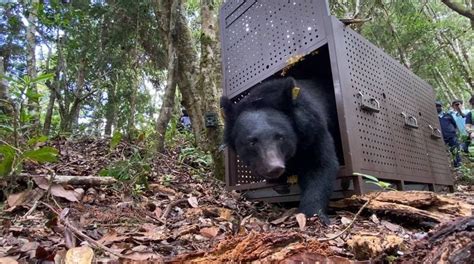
{"left": 298, "top": 139, "right": 339, "bottom": 224}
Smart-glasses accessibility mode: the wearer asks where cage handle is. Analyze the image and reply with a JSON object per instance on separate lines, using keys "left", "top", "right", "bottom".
{"left": 357, "top": 92, "right": 381, "bottom": 113}
{"left": 400, "top": 112, "right": 419, "bottom": 129}
{"left": 428, "top": 125, "right": 442, "bottom": 139}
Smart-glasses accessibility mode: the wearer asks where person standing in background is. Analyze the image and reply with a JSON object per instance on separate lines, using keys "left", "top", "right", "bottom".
{"left": 465, "top": 96, "right": 474, "bottom": 161}
{"left": 450, "top": 99, "right": 469, "bottom": 153}
{"left": 437, "top": 101, "right": 461, "bottom": 167}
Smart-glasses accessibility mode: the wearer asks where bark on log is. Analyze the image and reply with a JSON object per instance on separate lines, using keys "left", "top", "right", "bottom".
{"left": 402, "top": 216, "right": 474, "bottom": 263}
{"left": 17, "top": 174, "right": 117, "bottom": 186}
{"left": 330, "top": 191, "right": 473, "bottom": 225}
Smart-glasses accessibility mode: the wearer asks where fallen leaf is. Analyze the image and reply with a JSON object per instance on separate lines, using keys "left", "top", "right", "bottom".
{"left": 74, "top": 188, "right": 85, "bottom": 200}
{"left": 33, "top": 177, "right": 78, "bottom": 202}
{"left": 154, "top": 207, "right": 162, "bottom": 218}
{"left": 340, "top": 216, "right": 352, "bottom": 226}
{"left": 65, "top": 246, "right": 94, "bottom": 264}
{"left": 6, "top": 189, "right": 44, "bottom": 211}
{"left": 270, "top": 208, "right": 299, "bottom": 225}
{"left": 200, "top": 227, "right": 219, "bottom": 238}
{"left": 295, "top": 213, "right": 306, "bottom": 231}
{"left": 188, "top": 197, "right": 198, "bottom": 208}
{"left": 370, "top": 214, "right": 380, "bottom": 224}
{"left": 173, "top": 224, "right": 199, "bottom": 238}
{"left": 123, "top": 252, "right": 163, "bottom": 261}
{"left": 49, "top": 185, "right": 79, "bottom": 202}
{"left": 218, "top": 208, "right": 233, "bottom": 221}
{"left": 0, "top": 257, "right": 18, "bottom": 264}
{"left": 19, "top": 241, "right": 39, "bottom": 253}
{"left": 98, "top": 230, "right": 129, "bottom": 246}
{"left": 135, "top": 224, "right": 168, "bottom": 242}
{"left": 271, "top": 215, "right": 290, "bottom": 225}
{"left": 381, "top": 220, "right": 402, "bottom": 232}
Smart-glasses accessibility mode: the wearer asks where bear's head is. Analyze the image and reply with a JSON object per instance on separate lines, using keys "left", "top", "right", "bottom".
{"left": 220, "top": 78, "right": 298, "bottom": 179}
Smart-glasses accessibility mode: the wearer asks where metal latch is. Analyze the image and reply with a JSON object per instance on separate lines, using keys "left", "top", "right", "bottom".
{"left": 428, "top": 125, "right": 442, "bottom": 139}
{"left": 357, "top": 92, "right": 380, "bottom": 113}
{"left": 401, "top": 112, "right": 419, "bottom": 129}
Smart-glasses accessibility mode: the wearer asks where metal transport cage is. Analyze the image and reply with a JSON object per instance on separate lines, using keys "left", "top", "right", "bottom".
{"left": 220, "top": 0, "right": 453, "bottom": 202}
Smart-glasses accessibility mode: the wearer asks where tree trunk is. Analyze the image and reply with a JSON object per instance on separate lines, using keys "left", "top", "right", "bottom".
{"left": 198, "top": 0, "right": 225, "bottom": 179}
{"left": 155, "top": 65, "right": 177, "bottom": 153}
{"left": 42, "top": 91, "right": 55, "bottom": 136}
{"left": 104, "top": 82, "right": 117, "bottom": 136}
{"left": 58, "top": 59, "right": 86, "bottom": 134}
{"left": 435, "top": 67, "right": 459, "bottom": 100}
{"left": 441, "top": 0, "right": 474, "bottom": 28}
{"left": 423, "top": 4, "right": 473, "bottom": 92}
{"left": 25, "top": 0, "right": 40, "bottom": 134}
{"left": 150, "top": 0, "right": 225, "bottom": 178}
{"left": 0, "top": 57, "right": 13, "bottom": 115}
{"left": 128, "top": 74, "right": 138, "bottom": 139}
{"left": 155, "top": 0, "right": 179, "bottom": 153}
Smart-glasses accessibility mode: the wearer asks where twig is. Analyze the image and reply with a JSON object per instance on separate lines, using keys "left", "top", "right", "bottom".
{"left": 0, "top": 139, "right": 22, "bottom": 153}
{"left": 45, "top": 170, "right": 57, "bottom": 200}
{"left": 160, "top": 198, "right": 188, "bottom": 221}
{"left": 40, "top": 202, "right": 126, "bottom": 259}
{"left": 318, "top": 192, "right": 381, "bottom": 242}
{"left": 340, "top": 17, "right": 372, "bottom": 25}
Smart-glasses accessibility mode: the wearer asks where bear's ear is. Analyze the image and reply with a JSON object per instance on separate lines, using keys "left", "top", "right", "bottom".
{"left": 279, "top": 77, "right": 300, "bottom": 107}
{"left": 220, "top": 96, "right": 233, "bottom": 121}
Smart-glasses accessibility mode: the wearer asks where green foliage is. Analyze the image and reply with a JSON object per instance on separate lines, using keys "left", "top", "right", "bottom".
{"left": 0, "top": 137, "right": 58, "bottom": 178}
{"left": 179, "top": 147, "right": 213, "bottom": 168}
{"left": 0, "top": 145, "right": 15, "bottom": 177}
{"left": 357, "top": 0, "right": 472, "bottom": 102}
{"left": 110, "top": 131, "right": 122, "bottom": 151}
{"left": 165, "top": 115, "right": 179, "bottom": 145}
{"left": 99, "top": 149, "right": 150, "bottom": 187}
{"left": 354, "top": 172, "right": 397, "bottom": 191}
{"left": 1, "top": 73, "right": 54, "bottom": 135}
{"left": 23, "top": 147, "right": 59, "bottom": 163}
{"left": 159, "top": 174, "right": 175, "bottom": 187}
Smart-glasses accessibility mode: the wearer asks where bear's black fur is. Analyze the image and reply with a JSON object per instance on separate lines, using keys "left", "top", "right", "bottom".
{"left": 221, "top": 77, "right": 339, "bottom": 223}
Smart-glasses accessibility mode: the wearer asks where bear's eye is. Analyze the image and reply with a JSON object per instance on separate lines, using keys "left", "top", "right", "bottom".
{"left": 248, "top": 138, "right": 258, "bottom": 146}
{"left": 276, "top": 134, "right": 285, "bottom": 141}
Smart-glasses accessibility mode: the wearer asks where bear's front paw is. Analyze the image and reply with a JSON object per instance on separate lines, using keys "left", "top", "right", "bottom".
{"left": 316, "top": 212, "right": 330, "bottom": 225}
{"left": 299, "top": 206, "right": 330, "bottom": 225}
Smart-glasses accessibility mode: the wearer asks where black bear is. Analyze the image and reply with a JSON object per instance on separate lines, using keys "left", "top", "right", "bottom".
{"left": 221, "top": 77, "right": 339, "bottom": 223}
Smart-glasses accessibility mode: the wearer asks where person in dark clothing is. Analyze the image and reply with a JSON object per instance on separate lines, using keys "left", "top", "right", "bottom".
{"left": 437, "top": 101, "right": 461, "bottom": 167}
{"left": 465, "top": 95, "right": 474, "bottom": 160}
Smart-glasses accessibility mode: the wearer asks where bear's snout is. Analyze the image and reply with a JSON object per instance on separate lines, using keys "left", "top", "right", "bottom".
{"left": 260, "top": 149, "right": 286, "bottom": 179}
{"left": 266, "top": 163, "right": 285, "bottom": 178}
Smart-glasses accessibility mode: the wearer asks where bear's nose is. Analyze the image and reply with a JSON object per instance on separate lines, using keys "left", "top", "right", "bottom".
{"left": 266, "top": 165, "right": 285, "bottom": 178}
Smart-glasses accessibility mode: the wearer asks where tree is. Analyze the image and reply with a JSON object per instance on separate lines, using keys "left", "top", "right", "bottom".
{"left": 149, "top": 0, "right": 224, "bottom": 178}
{"left": 24, "top": 0, "right": 41, "bottom": 134}
{"left": 441, "top": 0, "right": 474, "bottom": 28}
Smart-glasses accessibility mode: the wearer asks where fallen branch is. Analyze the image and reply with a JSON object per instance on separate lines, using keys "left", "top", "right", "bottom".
{"left": 339, "top": 17, "right": 372, "bottom": 25}
{"left": 40, "top": 201, "right": 126, "bottom": 259}
{"left": 160, "top": 198, "right": 188, "bottom": 221}
{"left": 330, "top": 191, "right": 473, "bottom": 225}
{"left": 319, "top": 192, "right": 381, "bottom": 242}
{"left": 18, "top": 173, "right": 117, "bottom": 186}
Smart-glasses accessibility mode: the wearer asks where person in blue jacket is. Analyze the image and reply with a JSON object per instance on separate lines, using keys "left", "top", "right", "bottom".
{"left": 437, "top": 101, "right": 461, "bottom": 167}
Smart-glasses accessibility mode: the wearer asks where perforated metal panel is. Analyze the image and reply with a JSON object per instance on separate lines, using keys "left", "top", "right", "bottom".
{"left": 220, "top": 0, "right": 329, "bottom": 98}
{"left": 381, "top": 54, "right": 432, "bottom": 179}
{"left": 341, "top": 28, "right": 397, "bottom": 174}
{"left": 220, "top": 1, "right": 453, "bottom": 197}
{"left": 412, "top": 76, "right": 452, "bottom": 185}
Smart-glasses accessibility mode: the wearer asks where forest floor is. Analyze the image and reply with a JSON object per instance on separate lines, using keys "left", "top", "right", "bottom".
{"left": 0, "top": 137, "right": 473, "bottom": 263}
